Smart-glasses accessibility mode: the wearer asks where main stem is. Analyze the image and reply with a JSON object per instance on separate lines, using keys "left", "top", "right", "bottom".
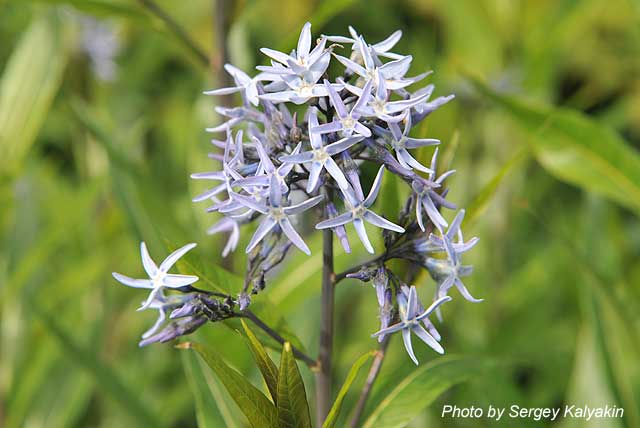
{"left": 316, "top": 192, "right": 335, "bottom": 426}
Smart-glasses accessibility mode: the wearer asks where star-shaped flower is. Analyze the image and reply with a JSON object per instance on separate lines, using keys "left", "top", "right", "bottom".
{"left": 206, "top": 216, "right": 240, "bottom": 257}
{"left": 260, "top": 22, "right": 328, "bottom": 80}
{"left": 325, "top": 26, "right": 404, "bottom": 61}
{"left": 231, "top": 175, "right": 324, "bottom": 255}
{"left": 280, "top": 108, "right": 363, "bottom": 191}
{"left": 342, "top": 70, "right": 431, "bottom": 124}
{"left": 333, "top": 36, "right": 423, "bottom": 91}
{"left": 112, "top": 242, "right": 199, "bottom": 310}
{"left": 372, "top": 285, "right": 451, "bottom": 365}
{"left": 377, "top": 115, "right": 440, "bottom": 173}
{"left": 424, "top": 210, "right": 482, "bottom": 316}
{"left": 203, "top": 64, "right": 274, "bottom": 107}
{"left": 311, "top": 79, "right": 373, "bottom": 138}
{"left": 412, "top": 148, "right": 456, "bottom": 231}
{"left": 316, "top": 166, "right": 404, "bottom": 254}
{"left": 232, "top": 137, "right": 298, "bottom": 192}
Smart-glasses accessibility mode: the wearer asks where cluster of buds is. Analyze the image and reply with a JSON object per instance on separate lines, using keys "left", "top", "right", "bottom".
{"left": 113, "top": 23, "right": 481, "bottom": 364}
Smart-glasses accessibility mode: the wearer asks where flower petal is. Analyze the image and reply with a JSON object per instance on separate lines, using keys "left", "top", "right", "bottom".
{"left": 246, "top": 217, "right": 277, "bottom": 253}
{"left": 140, "top": 242, "right": 158, "bottom": 277}
{"left": 279, "top": 218, "right": 311, "bottom": 255}
{"left": 163, "top": 274, "right": 199, "bottom": 288}
{"left": 112, "top": 272, "right": 153, "bottom": 289}
{"left": 402, "top": 328, "right": 419, "bottom": 365}
{"left": 159, "top": 243, "right": 197, "bottom": 272}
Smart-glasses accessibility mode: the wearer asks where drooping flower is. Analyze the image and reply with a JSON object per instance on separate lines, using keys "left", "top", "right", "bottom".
{"left": 376, "top": 115, "right": 440, "bottom": 173}
{"left": 112, "top": 242, "right": 199, "bottom": 310}
{"left": 424, "top": 210, "right": 482, "bottom": 312}
{"left": 372, "top": 285, "right": 451, "bottom": 365}
{"left": 316, "top": 166, "right": 404, "bottom": 254}
{"left": 412, "top": 148, "right": 456, "bottom": 231}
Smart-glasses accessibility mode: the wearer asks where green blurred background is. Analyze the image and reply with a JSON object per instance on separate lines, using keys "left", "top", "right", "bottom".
{"left": 1, "top": 0, "right": 640, "bottom": 427}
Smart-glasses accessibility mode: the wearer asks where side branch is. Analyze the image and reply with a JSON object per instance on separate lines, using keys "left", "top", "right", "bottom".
{"left": 349, "top": 336, "right": 391, "bottom": 427}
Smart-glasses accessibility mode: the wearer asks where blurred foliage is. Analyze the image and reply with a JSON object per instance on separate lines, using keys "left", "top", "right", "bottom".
{"left": 1, "top": 0, "right": 640, "bottom": 427}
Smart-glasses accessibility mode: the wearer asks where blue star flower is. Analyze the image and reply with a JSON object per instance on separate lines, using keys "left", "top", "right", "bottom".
{"left": 112, "top": 242, "right": 199, "bottom": 310}
{"left": 372, "top": 285, "right": 451, "bottom": 365}
{"left": 316, "top": 166, "right": 404, "bottom": 254}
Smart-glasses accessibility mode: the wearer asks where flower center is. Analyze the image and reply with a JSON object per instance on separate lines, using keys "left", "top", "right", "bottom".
{"left": 341, "top": 116, "right": 356, "bottom": 130}
{"left": 313, "top": 149, "right": 329, "bottom": 162}
{"left": 269, "top": 207, "right": 286, "bottom": 221}
{"left": 298, "top": 82, "right": 314, "bottom": 97}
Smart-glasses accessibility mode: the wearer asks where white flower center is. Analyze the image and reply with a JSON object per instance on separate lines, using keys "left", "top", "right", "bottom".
{"left": 312, "top": 148, "right": 329, "bottom": 162}
{"left": 341, "top": 116, "right": 356, "bottom": 130}
{"left": 269, "top": 207, "right": 286, "bottom": 221}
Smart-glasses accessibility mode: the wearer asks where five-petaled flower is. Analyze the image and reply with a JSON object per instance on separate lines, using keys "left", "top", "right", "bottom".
{"left": 112, "top": 242, "right": 199, "bottom": 310}
{"left": 231, "top": 175, "right": 324, "bottom": 255}
{"left": 316, "top": 166, "right": 404, "bottom": 254}
{"left": 373, "top": 285, "right": 451, "bottom": 365}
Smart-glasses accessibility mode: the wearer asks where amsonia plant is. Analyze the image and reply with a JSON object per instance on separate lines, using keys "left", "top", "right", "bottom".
{"left": 112, "top": 22, "right": 481, "bottom": 427}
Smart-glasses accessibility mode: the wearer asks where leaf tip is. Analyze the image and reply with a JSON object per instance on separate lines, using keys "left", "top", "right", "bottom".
{"left": 175, "top": 341, "right": 193, "bottom": 350}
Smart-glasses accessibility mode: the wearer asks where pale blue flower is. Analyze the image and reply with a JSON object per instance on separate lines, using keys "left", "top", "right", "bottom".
{"left": 310, "top": 79, "right": 373, "bottom": 138}
{"left": 372, "top": 285, "right": 451, "bottom": 365}
{"left": 231, "top": 175, "right": 324, "bottom": 255}
{"left": 325, "top": 201, "right": 351, "bottom": 253}
{"left": 325, "top": 26, "right": 404, "bottom": 60}
{"left": 259, "top": 22, "right": 328, "bottom": 80}
{"left": 376, "top": 115, "right": 440, "bottom": 173}
{"left": 333, "top": 36, "right": 425, "bottom": 91}
{"left": 206, "top": 217, "right": 240, "bottom": 257}
{"left": 425, "top": 210, "right": 482, "bottom": 314}
{"left": 232, "top": 137, "right": 299, "bottom": 192}
{"left": 316, "top": 166, "right": 404, "bottom": 254}
{"left": 204, "top": 64, "right": 274, "bottom": 107}
{"left": 412, "top": 148, "right": 456, "bottom": 231}
{"left": 112, "top": 242, "right": 199, "bottom": 310}
{"left": 342, "top": 70, "right": 431, "bottom": 124}
{"left": 280, "top": 108, "right": 363, "bottom": 191}
{"left": 139, "top": 290, "right": 195, "bottom": 339}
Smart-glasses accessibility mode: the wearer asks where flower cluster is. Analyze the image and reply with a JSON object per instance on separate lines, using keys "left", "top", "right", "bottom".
{"left": 113, "top": 23, "right": 480, "bottom": 364}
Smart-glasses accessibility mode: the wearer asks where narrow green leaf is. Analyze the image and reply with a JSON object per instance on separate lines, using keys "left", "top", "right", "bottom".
{"left": 30, "top": 303, "right": 163, "bottom": 427}
{"left": 0, "top": 11, "right": 72, "bottom": 174}
{"left": 363, "top": 356, "right": 492, "bottom": 428}
{"left": 277, "top": 342, "right": 312, "bottom": 428}
{"left": 241, "top": 319, "right": 279, "bottom": 404}
{"left": 468, "top": 75, "right": 640, "bottom": 216}
{"left": 464, "top": 147, "right": 529, "bottom": 227}
{"left": 181, "top": 351, "right": 229, "bottom": 428}
{"left": 179, "top": 341, "right": 279, "bottom": 428}
{"left": 323, "top": 351, "right": 375, "bottom": 428}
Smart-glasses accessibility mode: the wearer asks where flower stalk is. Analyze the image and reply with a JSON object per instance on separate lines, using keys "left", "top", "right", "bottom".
{"left": 316, "top": 187, "right": 336, "bottom": 425}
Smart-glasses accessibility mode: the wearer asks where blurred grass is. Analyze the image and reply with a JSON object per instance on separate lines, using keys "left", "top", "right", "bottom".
{"left": 1, "top": 0, "right": 640, "bottom": 427}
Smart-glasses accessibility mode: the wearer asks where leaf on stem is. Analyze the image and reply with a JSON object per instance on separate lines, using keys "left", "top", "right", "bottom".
{"left": 363, "top": 356, "right": 493, "bottom": 428}
{"left": 179, "top": 342, "right": 279, "bottom": 428}
{"left": 323, "top": 351, "right": 375, "bottom": 428}
{"left": 241, "top": 319, "right": 280, "bottom": 404}
{"left": 277, "top": 342, "right": 312, "bottom": 428}
{"left": 467, "top": 74, "right": 640, "bottom": 217}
